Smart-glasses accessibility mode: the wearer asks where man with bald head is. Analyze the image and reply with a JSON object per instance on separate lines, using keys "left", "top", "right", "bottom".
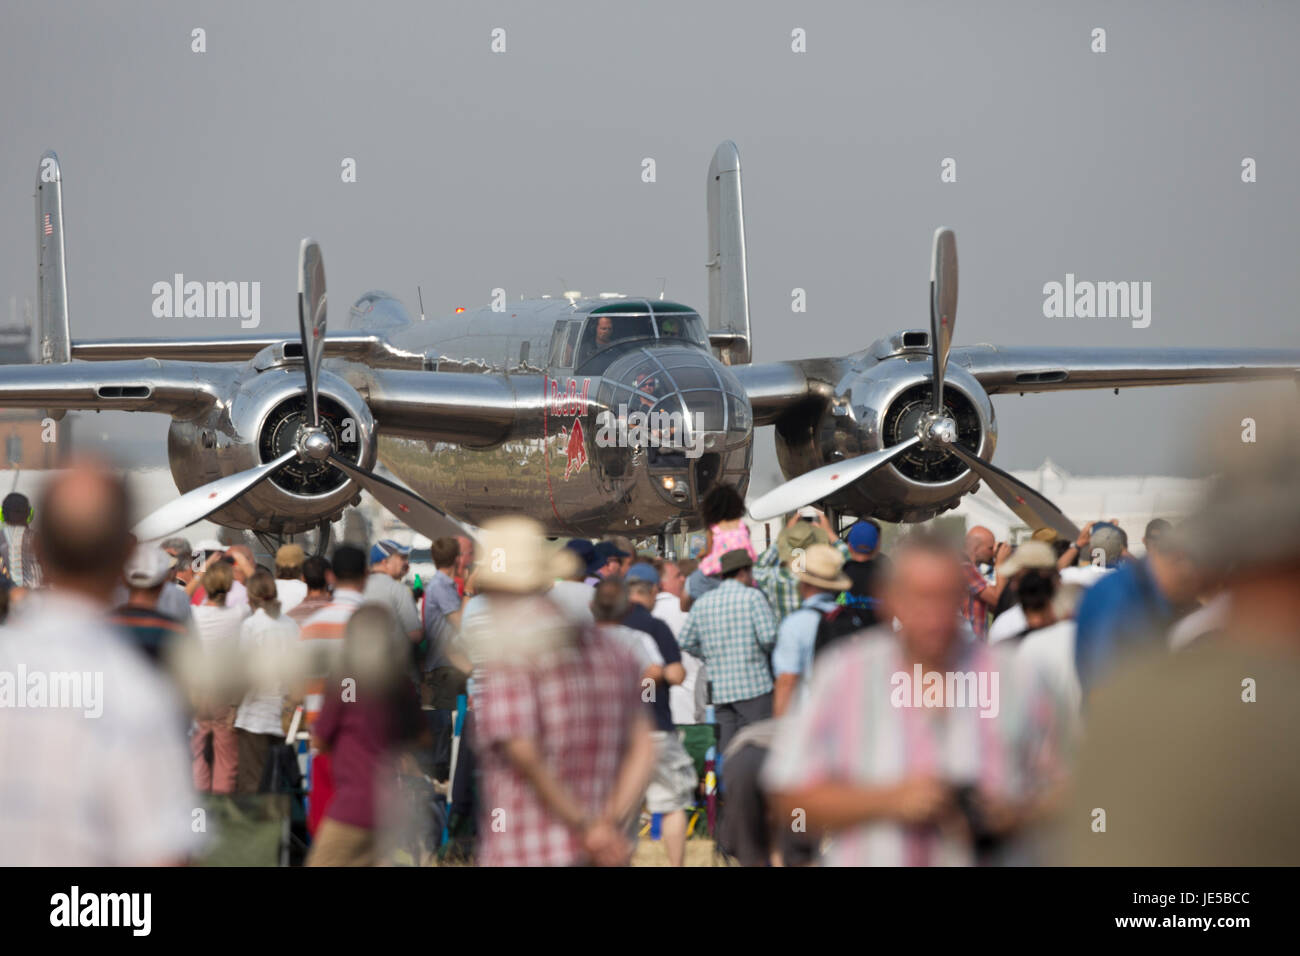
{"left": 762, "top": 532, "right": 1063, "bottom": 866}
{"left": 0, "top": 460, "right": 201, "bottom": 864}
{"left": 962, "top": 525, "right": 1011, "bottom": 641}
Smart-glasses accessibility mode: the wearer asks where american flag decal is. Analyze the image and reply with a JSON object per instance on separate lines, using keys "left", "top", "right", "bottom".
{"left": 43, "top": 214, "right": 52, "bottom": 237}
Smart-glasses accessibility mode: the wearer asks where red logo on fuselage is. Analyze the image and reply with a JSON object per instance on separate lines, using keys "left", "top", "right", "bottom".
{"left": 563, "top": 418, "right": 587, "bottom": 479}
{"left": 549, "top": 378, "right": 591, "bottom": 418}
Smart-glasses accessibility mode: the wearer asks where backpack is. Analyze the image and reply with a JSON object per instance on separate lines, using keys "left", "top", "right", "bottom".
{"left": 813, "top": 604, "right": 871, "bottom": 658}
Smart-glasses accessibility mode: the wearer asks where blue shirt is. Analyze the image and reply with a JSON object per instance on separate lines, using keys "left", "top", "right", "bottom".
{"left": 1073, "top": 558, "right": 1173, "bottom": 697}
{"left": 771, "top": 592, "right": 839, "bottom": 709}
{"left": 623, "top": 604, "right": 682, "bottom": 732}
{"left": 422, "top": 570, "right": 462, "bottom": 672}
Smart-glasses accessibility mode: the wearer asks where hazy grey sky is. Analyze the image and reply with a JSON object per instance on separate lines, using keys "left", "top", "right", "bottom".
{"left": 2, "top": 1, "right": 1297, "bottom": 488}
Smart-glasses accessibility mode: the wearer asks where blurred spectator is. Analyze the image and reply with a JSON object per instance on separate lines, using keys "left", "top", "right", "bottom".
{"left": 420, "top": 537, "right": 468, "bottom": 781}
{"left": 189, "top": 540, "right": 250, "bottom": 609}
{"left": 962, "top": 526, "right": 1011, "bottom": 640}
{"left": 306, "top": 605, "right": 427, "bottom": 866}
{"left": 1069, "top": 428, "right": 1300, "bottom": 864}
{"left": 605, "top": 535, "right": 638, "bottom": 577}
{"left": 654, "top": 558, "right": 706, "bottom": 726}
{"left": 191, "top": 560, "right": 249, "bottom": 794}
{"left": 0, "top": 490, "right": 40, "bottom": 589}
{"left": 1142, "top": 517, "right": 1172, "bottom": 554}
{"left": 453, "top": 534, "right": 473, "bottom": 596}
{"left": 839, "top": 519, "right": 891, "bottom": 623}
{"left": 289, "top": 555, "right": 332, "bottom": 624}
{"left": 299, "top": 545, "right": 369, "bottom": 834}
{"left": 1073, "top": 525, "right": 1203, "bottom": 697}
{"left": 0, "top": 462, "right": 199, "bottom": 864}
{"left": 470, "top": 517, "right": 655, "bottom": 866}
{"left": 623, "top": 564, "right": 695, "bottom": 867}
{"left": 365, "top": 539, "right": 421, "bottom": 645}
{"left": 274, "top": 543, "right": 308, "bottom": 613}
{"left": 155, "top": 537, "right": 195, "bottom": 622}
{"left": 772, "top": 543, "right": 854, "bottom": 717}
{"left": 678, "top": 548, "right": 779, "bottom": 754}
{"left": 764, "top": 533, "right": 1065, "bottom": 866}
{"left": 550, "top": 539, "right": 599, "bottom": 625}
{"left": 989, "top": 541, "right": 1058, "bottom": 643}
{"left": 593, "top": 540, "right": 629, "bottom": 580}
{"left": 110, "top": 543, "right": 192, "bottom": 670}
{"left": 234, "top": 570, "right": 299, "bottom": 794}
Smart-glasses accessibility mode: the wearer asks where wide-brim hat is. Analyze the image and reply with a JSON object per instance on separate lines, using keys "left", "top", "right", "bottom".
{"left": 794, "top": 543, "right": 851, "bottom": 591}
{"left": 475, "top": 516, "right": 579, "bottom": 593}
{"left": 777, "top": 521, "right": 830, "bottom": 566}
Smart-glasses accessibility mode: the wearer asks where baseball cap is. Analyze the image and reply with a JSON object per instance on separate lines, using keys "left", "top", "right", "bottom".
{"left": 124, "top": 544, "right": 173, "bottom": 588}
{"left": 846, "top": 521, "right": 881, "bottom": 554}
{"left": 275, "top": 543, "right": 306, "bottom": 568}
{"left": 593, "top": 541, "right": 629, "bottom": 565}
{"left": 563, "top": 538, "right": 603, "bottom": 577}
{"left": 370, "top": 539, "right": 412, "bottom": 565}
{"left": 625, "top": 563, "right": 659, "bottom": 585}
{"left": 194, "top": 538, "right": 225, "bottom": 554}
{"left": 718, "top": 548, "right": 754, "bottom": 574}
{"left": 1088, "top": 523, "right": 1126, "bottom": 567}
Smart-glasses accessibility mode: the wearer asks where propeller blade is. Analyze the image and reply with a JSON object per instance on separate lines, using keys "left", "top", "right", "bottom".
{"left": 930, "top": 227, "right": 958, "bottom": 415}
{"left": 298, "top": 238, "right": 327, "bottom": 429}
{"left": 944, "top": 443, "right": 1080, "bottom": 540}
{"left": 133, "top": 449, "right": 297, "bottom": 542}
{"left": 748, "top": 437, "right": 922, "bottom": 521}
{"left": 326, "top": 453, "right": 470, "bottom": 541}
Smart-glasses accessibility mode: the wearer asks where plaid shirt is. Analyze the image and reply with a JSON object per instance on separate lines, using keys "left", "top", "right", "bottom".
{"left": 678, "top": 579, "right": 779, "bottom": 704}
{"left": 474, "top": 626, "right": 644, "bottom": 867}
{"left": 753, "top": 539, "right": 851, "bottom": 622}
{"left": 962, "top": 560, "right": 990, "bottom": 641}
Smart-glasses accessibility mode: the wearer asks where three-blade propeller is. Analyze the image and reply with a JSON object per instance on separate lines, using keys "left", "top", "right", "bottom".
{"left": 750, "top": 228, "right": 1079, "bottom": 538}
{"left": 133, "top": 240, "right": 467, "bottom": 544}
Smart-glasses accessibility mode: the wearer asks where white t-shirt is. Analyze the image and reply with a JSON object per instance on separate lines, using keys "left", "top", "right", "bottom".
{"left": 549, "top": 579, "right": 595, "bottom": 626}
{"left": 654, "top": 591, "right": 703, "bottom": 724}
{"left": 275, "top": 578, "right": 308, "bottom": 613}
{"left": 0, "top": 591, "right": 204, "bottom": 864}
{"left": 1014, "top": 620, "right": 1082, "bottom": 726}
{"left": 1060, "top": 565, "right": 1113, "bottom": 588}
{"left": 192, "top": 602, "right": 249, "bottom": 650}
{"left": 235, "top": 608, "right": 300, "bottom": 736}
{"left": 989, "top": 605, "right": 1027, "bottom": 643}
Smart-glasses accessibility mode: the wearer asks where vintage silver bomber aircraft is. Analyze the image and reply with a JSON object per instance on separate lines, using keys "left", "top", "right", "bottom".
{"left": 8, "top": 144, "right": 1300, "bottom": 546}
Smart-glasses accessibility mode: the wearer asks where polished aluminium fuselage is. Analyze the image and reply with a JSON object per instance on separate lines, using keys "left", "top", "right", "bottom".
{"left": 356, "top": 297, "right": 753, "bottom": 536}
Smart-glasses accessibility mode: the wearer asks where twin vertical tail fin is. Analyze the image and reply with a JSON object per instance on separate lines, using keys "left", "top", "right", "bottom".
{"left": 705, "top": 141, "right": 752, "bottom": 365}
{"left": 35, "top": 151, "right": 71, "bottom": 368}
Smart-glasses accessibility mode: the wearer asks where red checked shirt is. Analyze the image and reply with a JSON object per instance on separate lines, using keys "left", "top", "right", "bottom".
{"left": 474, "top": 621, "right": 644, "bottom": 867}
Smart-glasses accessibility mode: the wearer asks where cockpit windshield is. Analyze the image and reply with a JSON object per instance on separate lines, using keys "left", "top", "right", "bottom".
{"left": 574, "top": 306, "right": 708, "bottom": 367}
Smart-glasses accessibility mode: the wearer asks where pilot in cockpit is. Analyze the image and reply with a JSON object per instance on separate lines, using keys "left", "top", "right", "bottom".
{"left": 594, "top": 315, "right": 616, "bottom": 349}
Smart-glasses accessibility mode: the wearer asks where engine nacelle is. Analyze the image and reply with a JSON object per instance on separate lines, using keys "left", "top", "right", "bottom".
{"left": 775, "top": 356, "right": 997, "bottom": 523}
{"left": 167, "top": 350, "right": 376, "bottom": 534}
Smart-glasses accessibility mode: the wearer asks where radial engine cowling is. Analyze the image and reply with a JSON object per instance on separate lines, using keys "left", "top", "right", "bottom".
{"left": 776, "top": 359, "right": 997, "bottom": 524}
{"left": 166, "top": 357, "right": 376, "bottom": 535}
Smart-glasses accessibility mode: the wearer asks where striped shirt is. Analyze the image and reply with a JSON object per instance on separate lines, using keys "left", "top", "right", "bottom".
{"left": 762, "top": 628, "right": 1063, "bottom": 866}
{"left": 298, "top": 588, "right": 365, "bottom": 727}
{"left": 677, "top": 579, "right": 779, "bottom": 704}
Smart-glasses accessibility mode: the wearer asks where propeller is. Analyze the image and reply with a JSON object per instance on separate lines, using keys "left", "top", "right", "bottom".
{"left": 748, "top": 227, "right": 1080, "bottom": 538}
{"left": 748, "top": 437, "right": 921, "bottom": 521}
{"left": 134, "top": 240, "right": 467, "bottom": 543}
{"left": 929, "top": 227, "right": 957, "bottom": 416}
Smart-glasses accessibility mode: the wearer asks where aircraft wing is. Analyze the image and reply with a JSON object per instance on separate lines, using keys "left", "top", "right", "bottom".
{"left": 0, "top": 360, "right": 230, "bottom": 417}
{"left": 953, "top": 345, "right": 1300, "bottom": 394}
{"left": 70, "top": 332, "right": 419, "bottom": 367}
